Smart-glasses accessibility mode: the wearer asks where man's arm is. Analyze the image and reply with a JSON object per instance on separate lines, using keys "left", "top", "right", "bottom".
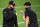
{"left": 22, "top": 14, "right": 29, "bottom": 27}
{"left": 14, "top": 10, "right": 17, "bottom": 16}
{"left": 20, "top": 10, "right": 29, "bottom": 27}
{"left": 26, "top": 16, "right": 29, "bottom": 27}
{"left": 25, "top": 11, "right": 29, "bottom": 27}
{"left": 22, "top": 14, "right": 26, "bottom": 22}
{"left": 20, "top": 10, "right": 26, "bottom": 22}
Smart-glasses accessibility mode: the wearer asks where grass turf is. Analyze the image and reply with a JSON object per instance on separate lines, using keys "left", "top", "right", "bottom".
{"left": 0, "top": 0, "right": 40, "bottom": 27}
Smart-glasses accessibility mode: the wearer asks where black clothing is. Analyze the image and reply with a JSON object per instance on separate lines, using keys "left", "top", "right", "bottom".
{"left": 25, "top": 7, "right": 39, "bottom": 27}
{"left": 3, "top": 8, "right": 18, "bottom": 27}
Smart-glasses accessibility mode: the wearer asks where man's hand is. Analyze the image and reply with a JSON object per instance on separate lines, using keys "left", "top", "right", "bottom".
{"left": 20, "top": 10, "right": 26, "bottom": 22}
{"left": 16, "top": 13, "right": 17, "bottom": 16}
{"left": 20, "top": 10, "right": 23, "bottom": 14}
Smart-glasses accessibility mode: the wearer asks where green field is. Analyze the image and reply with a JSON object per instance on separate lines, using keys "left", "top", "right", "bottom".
{"left": 0, "top": 0, "right": 40, "bottom": 27}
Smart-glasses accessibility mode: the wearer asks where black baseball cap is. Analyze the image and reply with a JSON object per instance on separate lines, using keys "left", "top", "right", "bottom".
{"left": 24, "top": 2, "right": 31, "bottom": 6}
{"left": 9, "top": 1, "right": 15, "bottom": 6}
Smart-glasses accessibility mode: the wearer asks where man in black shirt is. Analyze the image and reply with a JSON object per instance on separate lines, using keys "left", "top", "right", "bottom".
{"left": 20, "top": 2, "right": 39, "bottom": 27}
{"left": 3, "top": 1, "right": 18, "bottom": 27}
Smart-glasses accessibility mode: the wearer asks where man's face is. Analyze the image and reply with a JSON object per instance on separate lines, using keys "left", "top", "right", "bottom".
{"left": 9, "top": 4, "right": 15, "bottom": 9}
{"left": 25, "top": 5, "right": 31, "bottom": 8}
{"left": 10, "top": 5, "right": 15, "bottom": 8}
{"left": 25, "top": 5, "right": 28, "bottom": 8}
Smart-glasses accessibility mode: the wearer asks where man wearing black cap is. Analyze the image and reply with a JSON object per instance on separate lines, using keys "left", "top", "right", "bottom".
{"left": 3, "top": 1, "right": 18, "bottom": 27}
{"left": 20, "top": 2, "right": 39, "bottom": 27}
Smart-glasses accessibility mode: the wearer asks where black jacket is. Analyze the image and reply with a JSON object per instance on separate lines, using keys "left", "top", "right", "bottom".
{"left": 3, "top": 8, "right": 18, "bottom": 27}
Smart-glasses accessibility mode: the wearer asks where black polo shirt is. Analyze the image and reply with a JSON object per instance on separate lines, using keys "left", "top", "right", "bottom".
{"left": 25, "top": 8, "right": 38, "bottom": 24}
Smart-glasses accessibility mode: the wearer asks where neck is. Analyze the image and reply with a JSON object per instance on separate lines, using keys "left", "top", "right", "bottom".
{"left": 25, "top": 7, "right": 31, "bottom": 10}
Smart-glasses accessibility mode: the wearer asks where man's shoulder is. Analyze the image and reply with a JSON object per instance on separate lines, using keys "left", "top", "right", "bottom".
{"left": 30, "top": 9, "right": 36, "bottom": 14}
{"left": 14, "top": 10, "right": 16, "bottom": 13}
{"left": 3, "top": 8, "right": 8, "bottom": 11}
{"left": 13, "top": 9, "right": 16, "bottom": 11}
{"left": 27, "top": 8, "right": 36, "bottom": 14}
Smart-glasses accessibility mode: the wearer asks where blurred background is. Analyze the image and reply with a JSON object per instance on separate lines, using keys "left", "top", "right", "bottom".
{"left": 0, "top": 0, "right": 40, "bottom": 27}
